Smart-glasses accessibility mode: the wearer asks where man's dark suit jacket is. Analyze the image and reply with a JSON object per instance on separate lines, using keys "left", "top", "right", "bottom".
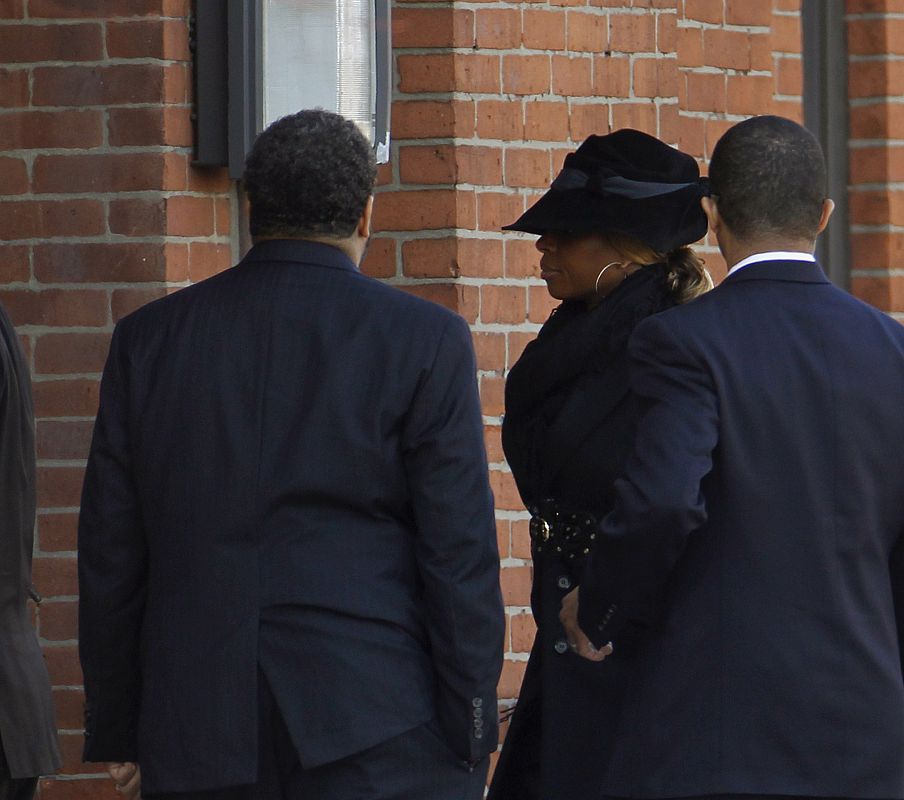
{"left": 78, "top": 240, "right": 504, "bottom": 795}
{"left": 0, "top": 304, "right": 62, "bottom": 780}
{"left": 578, "top": 259, "right": 904, "bottom": 798}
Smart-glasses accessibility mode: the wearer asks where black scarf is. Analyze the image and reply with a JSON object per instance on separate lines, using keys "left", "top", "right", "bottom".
{"left": 503, "top": 263, "right": 676, "bottom": 504}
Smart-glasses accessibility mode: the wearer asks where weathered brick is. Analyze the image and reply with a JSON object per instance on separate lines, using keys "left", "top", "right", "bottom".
{"left": 33, "top": 153, "right": 165, "bottom": 193}
{"left": 525, "top": 101, "right": 570, "bottom": 142}
{"left": 393, "top": 7, "right": 473, "bottom": 48}
{"left": 401, "top": 238, "right": 459, "bottom": 279}
{"left": 109, "top": 199, "right": 166, "bottom": 237}
{"left": 0, "top": 289, "right": 107, "bottom": 328}
{"left": 393, "top": 100, "right": 474, "bottom": 139}
{"left": 106, "top": 19, "right": 191, "bottom": 60}
{"left": 551, "top": 55, "right": 593, "bottom": 96}
{"left": 34, "top": 243, "right": 167, "bottom": 283}
{"left": 476, "top": 8, "right": 521, "bottom": 49}
{"left": 685, "top": 0, "right": 723, "bottom": 23}
{"left": 503, "top": 55, "right": 550, "bottom": 95}
{"left": 30, "top": 0, "right": 165, "bottom": 17}
{"left": 609, "top": 12, "right": 657, "bottom": 52}
{"left": 0, "top": 244, "right": 30, "bottom": 282}
{"left": 34, "top": 333, "right": 112, "bottom": 376}
{"left": 593, "top": 55, "right": 631, "bottom": 97}
{"left": 0, "top": 23, "right": 102, "bottom": 62}
{"left": 359, "top": 237, "right": 396, "bottom": 280}
{"left": 112, "top": 288, "right": 169, "bottom": 321}
{"left": 505, "top": 149, "right": 551, "bottom": 189}
{"left": 566, "top": 11, "right": 608, "bottom": 52}
{"left": 523, "top": 9, "right": 565, "bottom": 50}
{"left": 481, "top": 284, "right": 528, "bottom": 324}
{"left": 703, "top": 28, "right": 751, "bottom": 71}
{"left": 33, "top": 64, "right": 164, "bottom": 106}
{"left": 0, "top": 110, "right": 103, "bottom": 150}
{"left": 477, "top": 192, "right": 526, "bottom": 233}
{"left": 634, "top": 57, "right": 679, "bottom": 98}
{"left": 372, "top": 190, "right": 475, "bottom": 232}
{"left": 0, "top": 200, "right": 105, "bottom": 240}
{"left": 569, "top": 102, "right": 612, "bottom": 141}
{"left": 37, "top": 512, "right": 81, "bottom": 553}
{"left": 188, "top": 243, "right": 231, "bottom": 282}
{"left": 166, "top": 195, "right": 217, "bottom": 237}
{"left": 0, "top": 68, "right": 28, "bottom": 107}
{"left": 0, "top": 156, "right": 28, "bottom": 195}
{"left": 457, "top": 238, "right": 505, "bottom": 278}
{"left": 476, "top": 100, "right": 524, "bottom": 141}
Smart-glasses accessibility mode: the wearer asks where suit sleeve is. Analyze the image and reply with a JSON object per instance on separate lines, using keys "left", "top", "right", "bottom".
{"left": 400, "top": 314, "right": 504, "bottom": 765}
{"left": 77, "top": 322, "right": 147, "bottom": 762}
{"left": 578, "top": 312, "right": 720, "bottom": 646}
{"left": 890, "top": 532, "right": 904, "bottom": 682}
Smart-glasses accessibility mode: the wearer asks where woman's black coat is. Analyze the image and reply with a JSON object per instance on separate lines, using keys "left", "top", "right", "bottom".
{"left": 488, "top": 266, "right": 675, "bottom": 800}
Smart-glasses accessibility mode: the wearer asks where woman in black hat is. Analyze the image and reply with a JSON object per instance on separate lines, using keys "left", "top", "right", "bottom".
{"left": 489, "top": 129, "right": 711, "bottom": 800}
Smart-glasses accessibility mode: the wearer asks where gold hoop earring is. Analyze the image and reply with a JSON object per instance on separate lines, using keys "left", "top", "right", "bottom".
{"left": 595, "top": 261, "right": 623, "bottom": 295}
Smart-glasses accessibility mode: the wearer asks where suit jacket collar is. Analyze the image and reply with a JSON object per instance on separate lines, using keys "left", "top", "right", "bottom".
{"left": 240, "top": 239, "right": 359, "bottom": 273}
{"left": 721, "top": 259, "right": 830, "bottom": 286}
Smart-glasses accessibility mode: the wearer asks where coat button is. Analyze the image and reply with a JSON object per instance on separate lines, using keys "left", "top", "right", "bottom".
{"left": 554, "top": 639, "right": 569, "bottom": 654}
{"left": 557, "top": 575, "right": 571, "bottom": 590}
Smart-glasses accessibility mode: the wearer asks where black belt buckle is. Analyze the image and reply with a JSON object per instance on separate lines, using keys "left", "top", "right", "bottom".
{"left": 530, "top": 514, "right": 551, "bottom": 542}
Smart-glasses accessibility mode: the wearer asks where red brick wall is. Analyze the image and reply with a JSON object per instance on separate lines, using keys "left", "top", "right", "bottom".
{"left": 0, "top": 0, "right": 899, "bottom": 797}
{"left": 847, "top": 0, "right": 904, "bottom": 315}
{"left": 0, "top": 2, "right": 232, "bottom": 796}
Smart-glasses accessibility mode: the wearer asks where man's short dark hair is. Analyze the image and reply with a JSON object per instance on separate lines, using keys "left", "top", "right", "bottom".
{"left": 708, "top": 115, "right": 826, "bottom": 242}
{"left": 243, "top": 109, "right": 377, "bottom": 239}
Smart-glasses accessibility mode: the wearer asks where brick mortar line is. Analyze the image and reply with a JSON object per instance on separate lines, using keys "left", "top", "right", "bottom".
{"left": 848, "top": 140, "right": 904, "bottom": 147}
{"left": 502, "top": 652, "right": 530, "bottom": 662}
{"left": 850, "top": 97, "right": 904, "bottom": 107}
{"left": 0, "top": 104, "right": 192, "bottom": 114}
{"left": 679, "top": 66, "right": 773, "bottom": 76}
{"left": 677, "top": 21, "right": 773, "bottom": 33}
{"left": 6, "top": 283, "right": 189, "bottom": 291}
{"left": 851, "top": 224, "right": 904, "bottom": 233}
{"left": 849, "top": 54, "right": 904, "bottom": 62}
{"left": 0, "top": 57, "right": 189, "bottom": 69}
{"left": 0, "top": 191, "right": 231, "bottom": 199}
{"left": 0, "top": 16, "right": 189, "bottom": 24}
{"left": 850, "top": 269, "right": 904, "bottom": 277}
{"left": 0, "top": 235, "right": 232, "bottom": 244}
{"left": 849, "top": 182, "right": 904, "bottom": 190}
{"left": 395, "top": 47, "right": 669, "bottom": 57}
{"left": 846, "top": 12, "right": 904, "bottom": 20}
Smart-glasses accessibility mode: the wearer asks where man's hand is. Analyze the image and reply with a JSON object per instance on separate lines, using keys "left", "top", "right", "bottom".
{"left": 559, "top": 588, "right": 614, "bottom": 663}
{"left": 108, "top": 762, "right": 141, "bottom": 799}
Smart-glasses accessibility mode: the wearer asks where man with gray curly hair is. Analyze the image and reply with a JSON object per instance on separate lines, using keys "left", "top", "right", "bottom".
{"left": 78, "top": 109, "right": 504, "bottom": 800}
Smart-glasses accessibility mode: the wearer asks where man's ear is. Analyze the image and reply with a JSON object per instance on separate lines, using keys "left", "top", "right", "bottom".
{"left": 357, "top": 196, "right": 374, "bottom": 239}
{"left": 701, "top": 195, "right": 720, "bottom": 236}
{"left": 816, "top": 198, "right": 835, "bottom": 235}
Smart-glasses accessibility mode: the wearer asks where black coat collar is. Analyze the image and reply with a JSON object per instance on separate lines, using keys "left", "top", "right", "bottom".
{"left": 722, "top": 259, "right": 830, "bottom": 286}
{"left": 240, "top": 239, "right": 359, "bottom": 274}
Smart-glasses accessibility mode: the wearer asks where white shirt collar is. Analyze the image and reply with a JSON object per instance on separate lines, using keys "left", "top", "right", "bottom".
{"left": 726, "top": 251, "right": 816, "bottom": 278}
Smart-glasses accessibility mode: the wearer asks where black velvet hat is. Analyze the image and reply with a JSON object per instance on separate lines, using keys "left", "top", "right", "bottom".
{"left": 503, "top": 129, "right": 709, "bottom": 253}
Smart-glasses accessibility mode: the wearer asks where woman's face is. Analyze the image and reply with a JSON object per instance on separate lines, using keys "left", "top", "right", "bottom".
{"left": 535, "top": 231, "right": 625, "bottom": 306}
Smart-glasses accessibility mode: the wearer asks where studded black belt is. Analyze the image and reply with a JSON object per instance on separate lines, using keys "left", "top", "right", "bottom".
{"left": 528, "top": 500, "right": 599, "bottom": 560}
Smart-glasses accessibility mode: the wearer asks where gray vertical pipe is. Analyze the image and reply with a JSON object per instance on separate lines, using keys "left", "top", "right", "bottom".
{"left": 802, "top": 0, "right": 850, "bottom": 289}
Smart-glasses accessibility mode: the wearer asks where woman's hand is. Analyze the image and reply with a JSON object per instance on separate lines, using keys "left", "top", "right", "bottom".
{"left": 559, "top": 588, "right": 614, "bottom": 662}
{"left": 108, "top": 762, "right": 141, "bottom": 799}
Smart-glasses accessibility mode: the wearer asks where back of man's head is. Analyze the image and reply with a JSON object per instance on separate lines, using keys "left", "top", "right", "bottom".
{"left": 708, "top": 115, "right": 827, "bottom": 244}
{"left": 243, "top": 109, "right": 377, "bottom": 241}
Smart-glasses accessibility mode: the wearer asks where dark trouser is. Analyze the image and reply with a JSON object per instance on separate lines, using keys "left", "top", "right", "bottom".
{"left": 0, "top": 738, "right": 38, "bottom": 800}
{"left": 147, "top": 671, "right": 488, "bottom": 800}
